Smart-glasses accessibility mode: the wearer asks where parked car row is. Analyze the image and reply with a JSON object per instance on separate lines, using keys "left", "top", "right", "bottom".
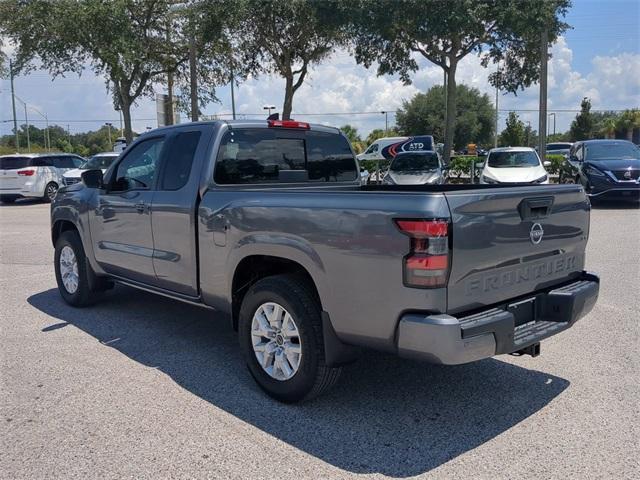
{"left": 0, "top": 152, "right": 120, "bottom": 203}
{"left": 0, "top": 153, "right": 85, "bottom": 203}
{"left": 359, "top": 137, "right": 638, "bottom": 202}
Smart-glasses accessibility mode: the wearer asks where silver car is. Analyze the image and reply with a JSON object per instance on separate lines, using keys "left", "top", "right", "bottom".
{"left": 383, "top": 151, "right": 446, "bottom": 185}
{"left": 0, "top": 153, "right": 85, "bottom": 203}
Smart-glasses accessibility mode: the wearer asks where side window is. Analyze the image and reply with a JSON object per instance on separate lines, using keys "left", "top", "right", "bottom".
{"left": 53, "top": 156, "right": 77, "bottom": 169}
{"left": 71, "top": 156, "right": 84, "bottom": 168}
{"left": 32, "top": 157, "right": 53, "bottom": 167}
{"left": 306, "top": 131, "right": 358, "bottom": 182}
{"left": 160, "top": 131, "right": 201, "bottom": 190}
{"left": 214, "top": 129, "right": 305, "bottom": 184}
{"left": 365, "top": 143, "right": 379, "bottom": 154}
{"left": 575, "top": 145, "right": 583, "bottom": 161}
{"left": 112, "top": 137, "right": 165, "bottom": 191}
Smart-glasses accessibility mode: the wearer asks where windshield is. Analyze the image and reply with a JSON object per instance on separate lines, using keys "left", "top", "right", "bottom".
{"left": 0, "top": 156, "right": 32, "bottom": 170}
{"left": 488, "top": 151, "right": 540, "bottom": 168}
{"left": 83, "top": 154, "right": 118, "bottom": 170}
{"left": 390, "top": 153, "right": 440, "bottom": 172}
{"left": 584, "top": 142, "right": 640, "bottom": 161}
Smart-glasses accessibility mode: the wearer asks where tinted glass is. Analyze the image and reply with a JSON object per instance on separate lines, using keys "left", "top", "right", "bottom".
{"left": 584, "top": 142, "right": 640, "bottom": 160}
{"left": 0, "top": 156, "right": 32, "bottom": 169}
{"left": 215, "top": 129, "right": 305, "bottom": 184}
{"left": 306, "top": 131, "right": 357, "bottom": 182}
{"left": 114, "top": 137, "right": 165, "bottom": 190}
{"left": 53, "top": 156, "right": 77, "bottom": 168}
{"left": 214, "top": 129, "right": 356, "bottom": 184}
{"left": 488, "top": 151, "right": 540, "bottom": 168}
{"left": 547, "top": 143, "right": 571, "bottom": 151}
{"left": 390, "top": 153, "right": 440, "bottom": 172}
{"left": 31, "top": 157, "right": 53, "bottom": 167}
{"left": 161, "top": 131, "right": 201, "bottom": 190}
{"left": 84, "top": 154, "right": 119, "bottom": 170}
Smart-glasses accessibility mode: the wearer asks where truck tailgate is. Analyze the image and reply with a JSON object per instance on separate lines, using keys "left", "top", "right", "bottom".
{"left": 444, "top": 185, "right": 590, "bottom": 313}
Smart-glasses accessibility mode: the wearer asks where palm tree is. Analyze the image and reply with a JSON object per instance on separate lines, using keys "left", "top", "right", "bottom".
{"left": 601, "top": 117, "right": 617, "bottom": 139}
{"left": 616, "top": 109, "right": 640, "bottom": 142}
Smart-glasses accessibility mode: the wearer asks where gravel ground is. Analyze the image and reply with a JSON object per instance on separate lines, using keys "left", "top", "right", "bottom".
{"left": 1, "top": 198, "right": 639, "bottom": 479}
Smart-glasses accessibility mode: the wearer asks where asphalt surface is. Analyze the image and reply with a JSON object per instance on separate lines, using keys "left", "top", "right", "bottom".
{"left": 1, "top": 198, "right": 639, "bottom": 479}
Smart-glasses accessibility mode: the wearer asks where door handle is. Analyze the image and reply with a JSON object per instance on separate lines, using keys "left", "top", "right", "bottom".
{"left": 135, "top": 201, "right": 147, "bottom": 213}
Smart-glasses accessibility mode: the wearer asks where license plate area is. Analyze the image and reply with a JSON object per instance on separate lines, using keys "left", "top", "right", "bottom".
{"left": 508, "top": 297, "right": 536, "bottom": 329}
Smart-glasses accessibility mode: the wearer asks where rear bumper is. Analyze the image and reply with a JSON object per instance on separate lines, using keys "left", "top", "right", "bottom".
{"left": 397, "top": 272, "right": 599, "bottom": 365}
{"left": 0, "top": 185, "right": 44, "bottom": 198}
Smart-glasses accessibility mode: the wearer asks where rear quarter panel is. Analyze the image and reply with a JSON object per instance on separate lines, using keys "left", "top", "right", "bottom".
{"left": 198, "top": 188, "right": 450, "bottom": 350}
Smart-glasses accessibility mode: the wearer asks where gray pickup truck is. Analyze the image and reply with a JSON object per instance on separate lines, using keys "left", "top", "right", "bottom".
{"left": 51, "top": 120, "right": 599, "bottom": 402}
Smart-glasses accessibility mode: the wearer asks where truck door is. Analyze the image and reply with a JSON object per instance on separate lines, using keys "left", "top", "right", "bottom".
{"left": 150, "top": 126, "right": 211, "bottom": 296}
{"left": 90, "top": 135, "right": 165, "bottom": 283}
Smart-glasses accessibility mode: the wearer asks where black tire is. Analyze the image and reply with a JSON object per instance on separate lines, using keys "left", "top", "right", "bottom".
{"left": 0, "top": 195, "right": 17, "bottom": 204}
{"left": 43, "top": 182, "right": 58, "bottom": 202}
{"left": 238, "top": 274, "right": 341, "bottom": 403}
{"left": 54, "top": 230, "right": 105, "bottom": 307}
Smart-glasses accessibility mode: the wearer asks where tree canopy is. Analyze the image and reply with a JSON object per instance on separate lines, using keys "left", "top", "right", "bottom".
{"left": 350, "top": 0, "right": 571, "bottom": 162}
{"left": 238, "top": 0, "right": 346, "bottom": 119}
{"left": 499, "top": 111, "right": 526, "bottom": 147}
{"left": 396, "top": 84, "right": 494, "bottom": 149}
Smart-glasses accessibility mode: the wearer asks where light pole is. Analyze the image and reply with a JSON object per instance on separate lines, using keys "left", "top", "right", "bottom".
{"left": 105, "top": 123, "right": 113, "bottom": 146}
{"left": 29, "top": 105, "right": 50, "bottom": 151}
{"left": 547, "top": 112, "right": 556, "bottom": 137}
{"left": 13, "top": 95, "right": 30, "bottom": 152}
{"left": 381, "top": 111, "right": 388, "bottom": 133}
{"left": 263, "top": 105, "right": 276, "bottom": 117}
{"left": 526, "top": 121, "right": 531, "bottom": 147}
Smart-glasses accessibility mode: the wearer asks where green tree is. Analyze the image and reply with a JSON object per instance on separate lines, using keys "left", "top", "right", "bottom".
{"left": 340, "top": 124, "right": 366, "bottom": 153}
{"left": 340, "top": 124, "right": 361, "bottom": 144}
{"left": 616, "top": 109, "right": 640, "bottom": 142}
{"left": 569, "top": 97, "right": 594, "bottom": 141}
{"left": 351, "top": 0, "right": 571, "bottom": 163}
{"left": 0, "top": 0, "right": 188, "bottom": 143}
{"left": 238, "top": 0, "right": 346, "bottom": 119}
{"left": 364, "top": 128, "right": 400, "bottom": 146}
{"left": 499, "top": 112, "right": 526, "bottom": 147}
{"left": 396, "top": 84, "right": 494, "bottom": 149}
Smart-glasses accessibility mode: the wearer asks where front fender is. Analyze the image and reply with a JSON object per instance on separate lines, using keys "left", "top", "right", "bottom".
{"left": 51, "top": 186, "right": 103, "bottom": 275}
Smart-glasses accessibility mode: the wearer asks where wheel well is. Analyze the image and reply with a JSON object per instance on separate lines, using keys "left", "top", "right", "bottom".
{"left": 231, "top": 255, "right": 321, "bottom": 330}
{"left": 52, "top": 220, "right": 77, "bottom": 246}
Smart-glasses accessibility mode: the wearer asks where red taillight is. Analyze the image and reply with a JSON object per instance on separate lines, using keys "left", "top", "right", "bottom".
{"left": 268, "top": 120, "right": 310, "bottom": 129}
{"left": 395, "top": 219, "right": 450, "bottom": 288}
{"left": 17, "top": 169, "right": 35, "bottom": 176}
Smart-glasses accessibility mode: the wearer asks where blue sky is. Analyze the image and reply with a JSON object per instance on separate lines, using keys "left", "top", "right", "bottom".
{"left": 1, "top": 0, "right": 639, "bottom": 141}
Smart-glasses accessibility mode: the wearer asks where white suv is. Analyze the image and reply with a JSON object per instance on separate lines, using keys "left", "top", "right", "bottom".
{"left": 0, "top": 153, "right": 85, "bottom": 203}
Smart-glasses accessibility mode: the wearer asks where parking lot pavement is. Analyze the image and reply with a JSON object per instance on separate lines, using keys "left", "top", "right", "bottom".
{"left": 1, "top": 199, "right": 639, "bottom": 479}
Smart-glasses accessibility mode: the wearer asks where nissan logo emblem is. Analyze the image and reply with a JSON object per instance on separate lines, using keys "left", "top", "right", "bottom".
{"left": 530, "top": 223, "right": 544, "bottom": 245}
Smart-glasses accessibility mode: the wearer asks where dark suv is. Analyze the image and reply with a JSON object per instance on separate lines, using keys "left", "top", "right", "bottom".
{"left": 560, "top": 139, "right": 640, "bottom": 200}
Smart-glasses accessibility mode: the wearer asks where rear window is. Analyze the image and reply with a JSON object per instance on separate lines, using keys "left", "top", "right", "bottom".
{"left": 0, "top": 156, "right": 32, "bottom": 169}
{"left": 214, "top": 129, "right": 357, "bottom": 184}
{"left": 547, "top": 143, "right": 571, "bottom": 151}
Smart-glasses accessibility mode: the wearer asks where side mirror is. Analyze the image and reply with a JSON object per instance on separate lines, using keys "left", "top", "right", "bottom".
{"left": 81, "top": 169, "right": 103, "bottom": 189}
{"left": 543, "top": 160, "right": 551, "bottom": 167}
{"left": 475, "top": 162, "right": 485, "bottom": 169}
